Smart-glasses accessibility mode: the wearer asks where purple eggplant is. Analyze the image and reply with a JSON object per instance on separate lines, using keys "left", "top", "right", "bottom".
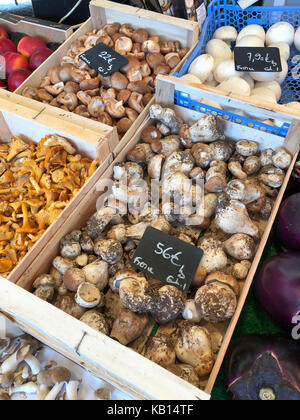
{"left": 224, "top": 335, "right": 300, "bottom": 400}
{"left": 275, "top": 193, "right": 300, "bottom": 251}
{"left": 255, "top": 252, "right": 300, "bottom": 329}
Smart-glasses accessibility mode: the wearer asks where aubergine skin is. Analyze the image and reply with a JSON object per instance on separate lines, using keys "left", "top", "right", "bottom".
{"left": 224, "top": 335, "right": 300, "bottom": 401}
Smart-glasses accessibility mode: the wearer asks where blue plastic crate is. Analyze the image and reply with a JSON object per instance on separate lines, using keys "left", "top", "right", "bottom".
{"left": 174, "top": 89, "right": 290, "bottom": 137}
{"left": 173, "top": 0, "right": 300, "bottom": 137}
{"left": 178, "top": 0, "right": 300, "bottom": 104}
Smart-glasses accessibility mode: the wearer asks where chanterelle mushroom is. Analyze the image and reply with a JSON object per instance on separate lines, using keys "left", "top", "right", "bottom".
{"left": 175, "top": 322, "right": 214, "bottom": 378}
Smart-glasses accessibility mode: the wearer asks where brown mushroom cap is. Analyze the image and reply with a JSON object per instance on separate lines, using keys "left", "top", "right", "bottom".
{"left": 110, "top": 308, "right": 148, "bottom": 345}
{"left": 38, "top": 366, "right": 71, "bottom": 387}
{"left": 55, "top": 294, "right": 86, "bottom": 319}
{"left": 150, "top": 285, "right": 185, "bottom": 325}
{"left": 132, "top": 29, "right": 149, "bottom": 44}
{"left": 195, "top": 282, "right": 237, "bottom": 323}
{"left": 111, "top": 72, "right": 129, "bottom": 90}
{"left": 94, "top": 239, "right": 123, "bottom": 265}
{"left": 205, "top": 272, "right": 240, "bottom": 296}
{"left": 80, "top": 310, "right": 110, "bottom": 335}
{"left": 144, "top": 334, "right": 176, "bottom": 367}
{"left": 63, "top": 268, "right": 86, "bottom": 292}
{"left": 167, "top": 364, "right": 200, "bottom": 388}
{"left": 119, "top": 275, "right": 152, "bottom": 313}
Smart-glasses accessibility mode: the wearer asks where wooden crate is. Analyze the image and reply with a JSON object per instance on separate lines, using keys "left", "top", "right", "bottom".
{"left": 4, "top": 76, "right": 298, "bottom": 400}
{"left": 0, "top": 88, "right": 118, "bottom": 284}
{"left": 0, "top": 11, "right": 73, "bottom": 45}
{"left": 14, "top": 0, "right": 199, "bottom": 158}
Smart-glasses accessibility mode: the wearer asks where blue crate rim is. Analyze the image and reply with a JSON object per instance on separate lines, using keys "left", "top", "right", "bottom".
{"left": 174, "top": 89, "right": 289, "bottom": 138}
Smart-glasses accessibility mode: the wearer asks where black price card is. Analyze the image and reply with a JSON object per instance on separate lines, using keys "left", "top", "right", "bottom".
{"left": 130, "top": 227, "right": 204, "bottom": 292}
{"left": 234, "top": 47, "right": 282, "bottom": 72}
{"left": 79, "top": 43, "right": 129, "bottom": 77}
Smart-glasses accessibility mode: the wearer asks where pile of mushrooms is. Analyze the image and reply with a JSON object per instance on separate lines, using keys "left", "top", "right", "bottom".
{"left": 21, "top": 23, "right": 190, "bottom": 139}
{"left": 182, "top": 21, "right": 300, "bottom": 113}
{"left": 32, "top": 105, "right": 292, "bottom": 388}
{"left": 0, "top": 332, "right": 112, "bottom": 400}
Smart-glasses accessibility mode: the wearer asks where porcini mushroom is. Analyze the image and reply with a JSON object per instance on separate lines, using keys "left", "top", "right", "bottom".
{"left": 175, "top": 322, "right": 214, "bottom": 378}
{"left": 110, "top": 309, "right": 148, "bottom": 345}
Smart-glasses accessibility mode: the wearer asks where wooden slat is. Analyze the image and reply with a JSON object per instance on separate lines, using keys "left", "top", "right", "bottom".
{"left": 0, "top": 278, "right": 209, "bottom": 401}
{"left": 0, "top": 13, "right": 72, "bottom": 43}
{"left": 157, "top": 75, "right": 300, "bottom": 123}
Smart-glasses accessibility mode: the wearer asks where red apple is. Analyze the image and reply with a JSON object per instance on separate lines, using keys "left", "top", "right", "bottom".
{"left": 0, "top": 27, "right": 8, "bottom": 40}
{"left": 29, "top": 46, "right": 52, "bottom": 71}
{"left": 0, "top": 38, "right": 17, "bottom": 54}
{"left": 6, "top": 53, "right": 29, "bottom": 77}
{"left": 17, "top": 36, "right": 46, "bottom": 59}
{"left": 8, "top": 69, "right": 31, "bottom": 91}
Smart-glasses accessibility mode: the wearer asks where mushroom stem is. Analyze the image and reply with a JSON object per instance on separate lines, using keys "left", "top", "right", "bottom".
{"left": 10, "top": 382, "right": 39, "bottom": 395}
{"left": 37, "top": 384, "right": 49, "bottom": 400}
{"left": 24, "top": 354, "right": 42, "bottom": 375}
{"left": 44, "top": 382, "right": 65, "bottom": 400}
{"left": 0, "top": 345, "right": 30, "bottom": 374}
{"left": 66, "top": 380, "right": 79, "bottom": 400}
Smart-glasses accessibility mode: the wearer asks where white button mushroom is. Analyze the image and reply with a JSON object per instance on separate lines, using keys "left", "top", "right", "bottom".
{"left": 255, "top": 81, "right": 282, "bottom": 102}
{"left": 188, "top": 54, "right": 214, "bottom": 83}
{"left": 269, "top": 42, "right": 290, "bottom": 61}
{"left": 217, "top": 76, "right": 251, "bottom": 97}
{"left": 205, "top": 39, "right": 233, "bottom": 62}
{"left": 295, "top": 26, "right": 300, "bottom": 51}
{"left": 214, "top": 59, "right": 241, "bottom": 83}
{"left": 236, "top": 35, "right": 265, "bottom": 48}
{"left": 213, "top": 26, "right": 238, "bottom": 44}
{"left": 266, "top": 22, "right": 295, "bottom": 46}
{"left": 236, "top": 25, "right": 266, "bottom": 43}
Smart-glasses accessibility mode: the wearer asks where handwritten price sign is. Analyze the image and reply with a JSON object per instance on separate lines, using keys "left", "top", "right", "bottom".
{"left": 79, "top": 43, "right": 128, "bottom": 77}
{"left": 234, "top": 47, "right": 282, "bottom": 73}
{"left": 131, "top": 227, "right": 203, "bottom": 292}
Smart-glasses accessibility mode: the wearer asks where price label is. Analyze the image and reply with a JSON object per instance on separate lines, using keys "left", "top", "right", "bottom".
{"left": 131, "top": 227, "right": 204, "bottom": 292}
{"left": 234, "top": 47, "right": 282, "bottom": 72}
{"left": 79, "top": 43, "right": 129, "bottom": 77}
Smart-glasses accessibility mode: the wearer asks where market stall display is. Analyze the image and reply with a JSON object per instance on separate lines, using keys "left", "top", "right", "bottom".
{"left": 177, "top": 0, "right": 300, "bottom": 118}
{"left": 4, "top": 76, "right": 297, "bottom": 400}
{"left": 0, "top": 0, "right": 299, "bottom": 402}
{"left": 0, "top": 88, "right": 117, "bottom": 284}
{"left": 15, "top": 0, "right": 199, "bottom": 142}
